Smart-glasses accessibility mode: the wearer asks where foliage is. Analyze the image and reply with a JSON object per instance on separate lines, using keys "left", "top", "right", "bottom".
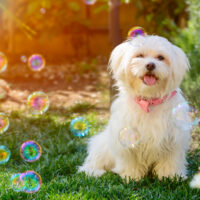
{"left": 21, "top": 0, "right": 86, "bottom": 36}
{"left": 78, "top": 58, "right": 98, "bottom": 74}
{"left": 0, "top": 103, "right": 199, "bottom": 199}
{"left": 181, "top": 75, "right": 200, "bottom": 108}
{"left": 173, "top": 0, "right": 200, "bottom": 107}
{"left": 132, "top": 0, "right": 188, "bottom": 38}
{"left": 0, "top": 0, "right": 91, "bottom": 39}
{"left": 0, "top": 0, "right": 188, "bottom": 38}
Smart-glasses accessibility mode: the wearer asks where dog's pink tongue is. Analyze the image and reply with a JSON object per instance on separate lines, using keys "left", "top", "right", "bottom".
{"left": 143, "top": 75, "right": 156, "bottom": 86}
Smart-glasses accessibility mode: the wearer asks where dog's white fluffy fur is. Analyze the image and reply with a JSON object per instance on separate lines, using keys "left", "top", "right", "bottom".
{"left": 79, "top": 35, "right": 191, "bottom": 181}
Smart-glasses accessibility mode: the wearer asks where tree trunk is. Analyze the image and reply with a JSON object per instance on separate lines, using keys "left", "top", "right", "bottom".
{"left": 108, "top": 0, "right": 122, "bottom": 104}
{"left": 7, "top": 0, "right": 15, "bottom": 53}
{"left": 85, "top": 5, "right": 91, "bottom": 57}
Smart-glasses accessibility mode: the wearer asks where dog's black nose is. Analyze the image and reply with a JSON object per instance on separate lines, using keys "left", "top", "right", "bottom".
{"left": 146, "top": 62, "right": 155, "bottom": 71}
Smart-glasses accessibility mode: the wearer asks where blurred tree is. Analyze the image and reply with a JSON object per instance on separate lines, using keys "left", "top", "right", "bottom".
{"left": 132, "top": 0, "right": 187, "bottom": 38}
{"left": 109, "top": 0, "right": 122, "bottom": 103}
{"left": 0, "top": 0, "right": 187, "bottom": 53}
{"left": 7, "top": 0, "right": 14, "bottom": 53}
{"left": 109, "top": 0, "right": 121, "bottom": 48}
{"left": 173, "top": 0, "right": 200, "bottom": 107}
{"left": 174, "top": 0, "right": 200, "bottom": 77}
{"left": 0, "top": 0, "right": 15, "bottom": 53}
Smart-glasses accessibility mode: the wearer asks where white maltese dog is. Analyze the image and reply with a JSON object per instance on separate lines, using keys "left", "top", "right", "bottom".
{"left": 79, "top": 35, "right": 191, "bottom": 181}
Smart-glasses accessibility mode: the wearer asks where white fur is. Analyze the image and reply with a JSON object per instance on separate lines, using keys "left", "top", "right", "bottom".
{"left": 190, "top": 173, "right": 200, "bottom": 188}
{"left": 79, "top": 35, "right": 191, "bottom": 181}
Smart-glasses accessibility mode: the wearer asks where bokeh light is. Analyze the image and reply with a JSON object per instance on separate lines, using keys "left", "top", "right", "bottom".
{"left": 28, "top": 54, "right": 45, "bottom": 71}
{"left": 20, "top": 171, "right": 42, "bottom": 193}
{"left": 118, "top": 127, "right": 139, "bottom": 148}
{"left": 20, "top": 140, "right": 42, "bottom": 162}
{"left": 70, "top": 117, "right": 89, "bottom": 137}
{"left": 0, "top": 52, "right": 8, "bottom": 73}
{"left": 20, "top": 55, "right": 27, "bottom": 63}
{"left": 84, "top": 0, "right": 97, "bottom": 5}
{"left": 0, "top": 145, "right": 11, "bottom": 164}
{"left": 27, "top": 91, "right": 50, "bottom": 115}
{"left": 10, "top": 173, "right": 25, "bottom": 192}
{"left": 40, "top": 8, "right": 46, "bottom": 14}
{"left": 0, "top": 112, "right": 9, "bottom": 134}
{"left": 127, "top": 26, "right": 146, "bottom": 38}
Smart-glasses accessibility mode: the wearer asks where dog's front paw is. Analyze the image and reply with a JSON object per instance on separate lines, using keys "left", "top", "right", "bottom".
{"left": 154, "top": 164, "right": 187, "bottom": 180}
{"left": 112, "top": 166, "right": 144, "bottom": 182}
{"left": 78, "top": 165, "right": 106, "bottom": 177}
{"left": 156, "top": 171, "right": 187, "bottom": 180}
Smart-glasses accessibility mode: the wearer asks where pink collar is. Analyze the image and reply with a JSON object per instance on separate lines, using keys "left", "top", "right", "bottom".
{"left": 135, "top": 90, "right": 177, "bottom": 112}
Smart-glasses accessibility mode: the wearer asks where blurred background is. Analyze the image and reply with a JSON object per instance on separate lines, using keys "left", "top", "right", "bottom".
{"left": 0, "top": 0, "right": 189, "bottom": 61}
{"left": 0, "top": 0, "right": 199, "bottom": 111}
{"left": 0, "top": 1, "right": 199, "bottom": 197}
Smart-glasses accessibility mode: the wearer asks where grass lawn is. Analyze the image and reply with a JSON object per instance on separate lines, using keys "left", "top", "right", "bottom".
{"left": 0, "top": 102, "right": 199, "bottom": 200}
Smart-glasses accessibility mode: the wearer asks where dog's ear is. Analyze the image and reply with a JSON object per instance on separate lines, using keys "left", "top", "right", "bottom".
{"left": 108, "top": 42, "right": 132, "bottom": 80}
{"left": 171, "top": 45, "right": 190, "bottom": 87}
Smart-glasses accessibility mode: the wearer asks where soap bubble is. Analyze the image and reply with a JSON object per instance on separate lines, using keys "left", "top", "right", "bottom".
{"left": 0, "top": 52, "right": 7, "bottom": 73}
{"left": 70, "top": 117, "right": 89, "bottom": 137}
{"left": 20, "top": 140, "right": 42, "bottom": 162}
{"left": 172, "top": 102, "right": 199, "bottom": 131}
{"left": 128, "top": 26, "right": 146, "bottom": 38}
{"left": 20, "top": 171, "right": 42, "bottom": 193}
{"left": 84, "top": 0, "right": 97, "bottom": 5}
{"left": 10, "top": 173, "right": 25, "bottom": 192}
{"left": 27, "top": 91, "right": 50, "bottom": 115}
{"left": 0, "top": 112, "right": 9, "bottom": 134}
{"left": 20, "top": 55, "right": 27, "bottom": 63}
{"left": 188, "top": 106, "right": 199, "bottom": 126}
{"left": 0, "top": 145, "right": 11, "bottom": 164}
{"left": 40, "top": 8, "right": 46, "bottom": 14}
{"left": 28, "top": 54, "right": 45, "bottom": 71}
{"left": 118, "top": 127, "right": 139, "bottom": 148}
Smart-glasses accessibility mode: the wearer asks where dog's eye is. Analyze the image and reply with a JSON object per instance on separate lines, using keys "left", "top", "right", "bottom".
{"left": 136, "top": 54, "right": 144, "bottom": 58}
{"left": 157, "top": 55, "right": 165, "bottom": 61}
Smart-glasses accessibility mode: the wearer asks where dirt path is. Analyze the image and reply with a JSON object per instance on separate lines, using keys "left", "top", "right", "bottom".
{"left": 0, "top": 63, "right": 110, "bottom": 113}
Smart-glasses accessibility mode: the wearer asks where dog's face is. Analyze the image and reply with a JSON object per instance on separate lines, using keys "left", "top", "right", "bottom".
{"left": 109, "top": 35, "right": 190, "bottom": 98}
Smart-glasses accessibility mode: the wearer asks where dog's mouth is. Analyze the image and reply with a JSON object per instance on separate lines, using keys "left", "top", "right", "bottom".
{"left": 141, "top": 73, "right": 158, "bottom": 86}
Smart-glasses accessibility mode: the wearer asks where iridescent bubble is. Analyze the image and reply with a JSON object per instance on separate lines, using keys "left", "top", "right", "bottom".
{"left": 127, "top": 26, "right": 146, "bottom": 38}
{"left": 28, "top": 54, "right": 45, "bottom": 71}
{"left": 20, "top": 140, "right": 42, "bottom": 162}
{"left": 20, "top": 55, "right": 27, "bottom": 63}
{"left": 0, "top": 145, "right": 11, "bottom": 164}
{"left": 10, "top": 173, "right": 25, "bottom": 192}
{"left": 172, "top": 102, "right": 199, "bottom": 131}
{"left": 70, "top": 117, "right": 89, "bottom": 137}
{"left": 188, "top": 106, "right": 199, "bottom": 127}
{"left": 118, "top": 127, "right": 139, "bottom": 148}
{"left": 84, "top": 0, "right": 97, "bottom": 5}
{"left": 40, "top": 8, "right": 46, "bottom": 14}
{"left": 27, "top": 91, "right": 50, "bottom": 115}
{"left": 0, "top": 52, "right": 8, "bottom": 73}
{"left": 0, "top": 112, "right": 9, "bottom": 134}
{"left": 20, "top": 171, "right": 42, "bottom": 193}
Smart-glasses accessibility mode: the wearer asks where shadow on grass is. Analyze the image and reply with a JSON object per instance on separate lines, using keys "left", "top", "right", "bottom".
{"left": 48, "top": 101, "right": 109, "bottom": 117}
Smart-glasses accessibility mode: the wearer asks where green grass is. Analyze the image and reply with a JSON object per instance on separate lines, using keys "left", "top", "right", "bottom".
{"left": 0, "top": 103, "right": 199, "bottom": 200}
